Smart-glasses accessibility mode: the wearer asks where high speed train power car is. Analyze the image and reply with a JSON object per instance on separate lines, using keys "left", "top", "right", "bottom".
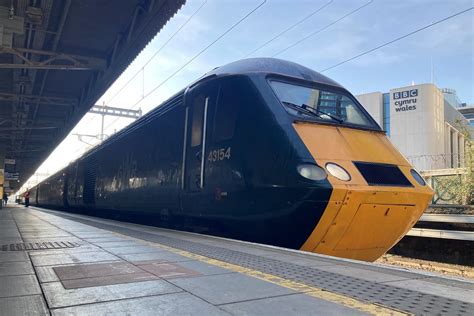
{"left": 29, "top": 58, "right": 433, "bottom": 261}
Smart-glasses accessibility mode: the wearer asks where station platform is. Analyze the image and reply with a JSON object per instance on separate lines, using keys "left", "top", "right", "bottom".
{"left": 1, "top": 204, "right": 473, "bottom": 315}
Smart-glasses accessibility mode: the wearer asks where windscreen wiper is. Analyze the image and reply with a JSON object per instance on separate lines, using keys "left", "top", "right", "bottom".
{"left": 282, "top": 101, "right": 344, "bottom": 123}
{"left": 282, "top": 101, "right": 322, "bottom": 119}
{"left": 301, "top": 104, "right": 344, "bottom": 123}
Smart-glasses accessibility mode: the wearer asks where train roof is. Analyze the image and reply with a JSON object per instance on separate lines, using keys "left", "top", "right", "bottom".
{"left": 34, "top": 58, "right": 344, "bottom": 181}
{"left": 201, "top": 58, "right": 343, "bottom": 88}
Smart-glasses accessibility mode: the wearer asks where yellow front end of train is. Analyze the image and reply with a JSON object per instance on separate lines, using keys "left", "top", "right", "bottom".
{"left": 295, "top": 123, "right": 433, "bottom": 262}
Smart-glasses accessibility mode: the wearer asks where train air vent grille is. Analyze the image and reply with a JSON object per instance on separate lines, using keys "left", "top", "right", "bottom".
{"left": 353, "top": 162, "right": 413, "bottom": 187}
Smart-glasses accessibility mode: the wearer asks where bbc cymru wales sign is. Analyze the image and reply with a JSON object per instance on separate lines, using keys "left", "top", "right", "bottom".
{"left": 393, "top": 89, "right": 418, "bottom": 112}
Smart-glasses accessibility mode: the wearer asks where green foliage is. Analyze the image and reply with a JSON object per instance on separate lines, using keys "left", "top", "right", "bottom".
{"left": 455, "top": 119, "right": 474, "bottom": 204}
{"left": 432, "top": 175, "right": 462, "bottom": 204}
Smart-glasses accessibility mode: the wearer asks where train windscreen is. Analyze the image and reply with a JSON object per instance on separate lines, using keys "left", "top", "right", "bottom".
{"left": 269, "top": 80, "right": 379, "bottom": 130}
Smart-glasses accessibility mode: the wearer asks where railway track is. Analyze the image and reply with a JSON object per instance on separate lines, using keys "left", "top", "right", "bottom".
{"left": 390, "top": 205, "right": 474, "bottom": 267}
{"left": 378, "top": 254, "right": 474, "bottom": 280}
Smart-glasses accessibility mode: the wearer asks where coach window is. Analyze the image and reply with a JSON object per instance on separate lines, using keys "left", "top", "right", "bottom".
{"left": 212, "top": 80, "right": 239, "bottom": 142}
{"left": 191, "top": 94, "right": 206, "bottom": 147}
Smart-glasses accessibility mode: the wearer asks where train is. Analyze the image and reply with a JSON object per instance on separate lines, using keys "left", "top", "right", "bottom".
{"left": 28, "top": 58, "right": 433, "bottom": 262}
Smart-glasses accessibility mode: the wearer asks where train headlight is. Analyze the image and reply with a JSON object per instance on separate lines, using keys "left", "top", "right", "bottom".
{"left": 410, "top": 169, "right": 426, "bottom": 186}
{"left": 325, "top": 163, "right": 351, "bottom": 181}
{"left": 297, "top": 164, "right": 327, "bottom": 181}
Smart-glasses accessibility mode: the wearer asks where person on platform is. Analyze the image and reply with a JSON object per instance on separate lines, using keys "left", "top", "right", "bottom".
{"left": 3, "top": 192, "right": 7, "bottom": 206}
{"left": 24, "top": 190, "right": 30, "bottom": 207}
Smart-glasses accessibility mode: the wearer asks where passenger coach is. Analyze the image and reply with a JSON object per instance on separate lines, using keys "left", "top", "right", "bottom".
{"left": 30, "top": 58, "right": 433, "bottom": 261}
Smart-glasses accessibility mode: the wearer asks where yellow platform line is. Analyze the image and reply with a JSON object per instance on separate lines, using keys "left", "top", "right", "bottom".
{"left": 153, "top": 243, "right": 409, "bottom": 316}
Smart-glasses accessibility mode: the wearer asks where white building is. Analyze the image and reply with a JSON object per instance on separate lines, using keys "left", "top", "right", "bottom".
{"left": 356, "top": 84, "right": 469, "bottom": 172}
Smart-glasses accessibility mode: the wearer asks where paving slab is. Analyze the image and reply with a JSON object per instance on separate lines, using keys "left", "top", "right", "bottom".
{"left": 28, "top": 245, "right": 102, "bottom": 257}
{"left": 21, "top": 234, "right": 73, "bottom": 240}
{"left": 0, "top": 252, "right": 29, "bottom": 263}
{"left": 0, "top": 261, "right": 34, "bottom": 276}
{"left": 51, "top": 292, "right": 228, "bottom": 316}
{"left": 21, "top": 236, "right": 84, "bottom": 243}
{"left": 138, "top": 261, "right": 201, "bottom": 279}
{"left": 120, "top": 251, "right": 191, "bottom": 263}
{"left": 0, "top": 229, "right": 22, "bottom": 237}
{"left": 60, "top": 272, "right": 158, "bottom": 289}
{"left": 36, "top": 260, "right": 133, "bottom": 283}
{"left": 31, "top": 251, "right": 121, "bottom": 266}
{"left": 42, "top": 279, "right": 182, "bottom": 308}
{"left": 60, "top": 228, "right": 104, "bottom": 233}
{"left": 174, "top": 260, "right": 233, "bottom": 276}
{"left": 169, "top": 273, "right": 296, "bottom": 305}
{"left": 73, "top": 233, "right": 119, "bottom": 238}
{"left": 0, "top": 238, "right": 24, "bottom": 244}
{"left": 101, "top": 245, "right": 162, "bottom": 255}
{"left": 35, "top": 265, "right": 65, "bottom": 284}
{"left": 0, "top": 220, "right": 16, "bottom": 225}
{"left": 92, "top": 240, "right": 146, "bottom": 248}
{"left": 19, "top": 228, "right": 64, "bottom": 233}
{"left": 82, "top": 237, "right": 133, "bottom": 243}
{"left": 0, "top": 295, "right": 49, "bottom": 316}
{"left": 221, "top": 293, "right": 367, "bottom": 315}
{"left": 54, "top": 261, "right": 144, "bottom": 280}
{"left": 0, "top": 275, "right": 42, "bottom": 297}
{"left": 260, "top": 252, "right": 340, "bottom": 267}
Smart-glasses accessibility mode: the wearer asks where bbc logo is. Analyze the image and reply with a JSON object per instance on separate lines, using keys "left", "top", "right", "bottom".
{"left": 393, "top": 89, "right": 418, "bottom": 99}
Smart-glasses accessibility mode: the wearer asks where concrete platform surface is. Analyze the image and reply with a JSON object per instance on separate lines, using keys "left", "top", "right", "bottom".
{"left": 0, "top": 204, "right": 472, "bottom": 315}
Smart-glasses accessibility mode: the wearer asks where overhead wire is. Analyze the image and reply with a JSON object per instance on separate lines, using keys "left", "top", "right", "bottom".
{"left": 244, "top": 0, "right": 333, "bottom": 58}
{"left": 104, "top": 0, "right": 267, "bottom": 132}
{"left": 105, "top": 0, "right": 208, "bottom": 105}
{"left": 75, "top": 0, "right": 208, "bottom": 144}
{"left": 320, "top": 6, "right": 474, "bottom": 72}
{"left": 271, "top": 0, "right": 374, "bottom": 57}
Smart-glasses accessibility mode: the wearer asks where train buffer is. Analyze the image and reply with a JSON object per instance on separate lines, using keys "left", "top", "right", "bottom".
{"left": 0, "top": 204, "right": 473, "bottom": 315}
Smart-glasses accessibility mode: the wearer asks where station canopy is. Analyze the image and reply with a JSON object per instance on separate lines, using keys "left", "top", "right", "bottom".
{"left": 0, "top": 0, "right": 185, "bottom": 191}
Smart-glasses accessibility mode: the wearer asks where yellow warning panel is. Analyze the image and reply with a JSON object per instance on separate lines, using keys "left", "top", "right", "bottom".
{"left": 293, "top": 122, "right": 433, "bottom": 261}
{"left": 334, "top": 204, "right": 416, "bottom": 251}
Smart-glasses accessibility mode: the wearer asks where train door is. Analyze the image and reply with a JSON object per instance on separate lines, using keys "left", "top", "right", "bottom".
{"left": 204, "top": 77, "right": 244, "bottom": 217}
{"left": 182, "top": 76, "right": 252, "bottom": 220}
{"left": 35, "top": 186, "right": 39, "bottom": 205}
{"left": 66, "top": 163, "right": 79, "bottom": 207}
{"left": 182, "top": 80, "right": 218, "bottom": 213}
{"left": 63, "top": 171, "right": 69, "bottom": 208}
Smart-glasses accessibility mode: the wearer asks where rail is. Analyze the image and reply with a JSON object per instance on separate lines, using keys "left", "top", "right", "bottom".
{"left": 407, "top": 228, "right": 474, "bottom": 241}
{"left": 407, "top": 213, "right": 474, "bottom": 241}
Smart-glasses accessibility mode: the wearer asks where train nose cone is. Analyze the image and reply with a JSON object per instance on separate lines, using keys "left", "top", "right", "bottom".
{"left": 293, "top": 122, "right": 433, "bottom": 261}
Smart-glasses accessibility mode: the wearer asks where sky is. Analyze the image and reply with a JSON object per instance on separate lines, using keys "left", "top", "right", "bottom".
{"left": 20, "top": 0, "right": 473, "bottom": 190}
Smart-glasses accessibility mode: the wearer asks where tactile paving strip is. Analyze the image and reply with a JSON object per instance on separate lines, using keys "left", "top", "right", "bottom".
{"left": 45, "top": 212, "right": 474, "bottom": 315}
{"left": 1, "top": 241, "right": 80, "bottom": 251}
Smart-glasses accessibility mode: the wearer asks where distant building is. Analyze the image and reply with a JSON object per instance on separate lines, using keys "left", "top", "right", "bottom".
{"left": 456, "top": 105, "right": 474, "bottom": 127}
{"left": 356, "top": 84, "right": 470, "bottom": 171}
{"left": 441, "top": 88, "right": 474, "bottom": 127}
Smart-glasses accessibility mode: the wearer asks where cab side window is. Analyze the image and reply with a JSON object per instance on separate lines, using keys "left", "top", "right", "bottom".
{"left": 212, "top": 80, "right": 239, "bottom": 143}
{"left": 191, "top": 94, "right": 206, "bottom": 147}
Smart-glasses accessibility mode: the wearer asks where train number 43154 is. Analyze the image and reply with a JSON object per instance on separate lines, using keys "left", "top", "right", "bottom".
{"left": 208, "top": 147, "right": 231, "bottom": 162}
